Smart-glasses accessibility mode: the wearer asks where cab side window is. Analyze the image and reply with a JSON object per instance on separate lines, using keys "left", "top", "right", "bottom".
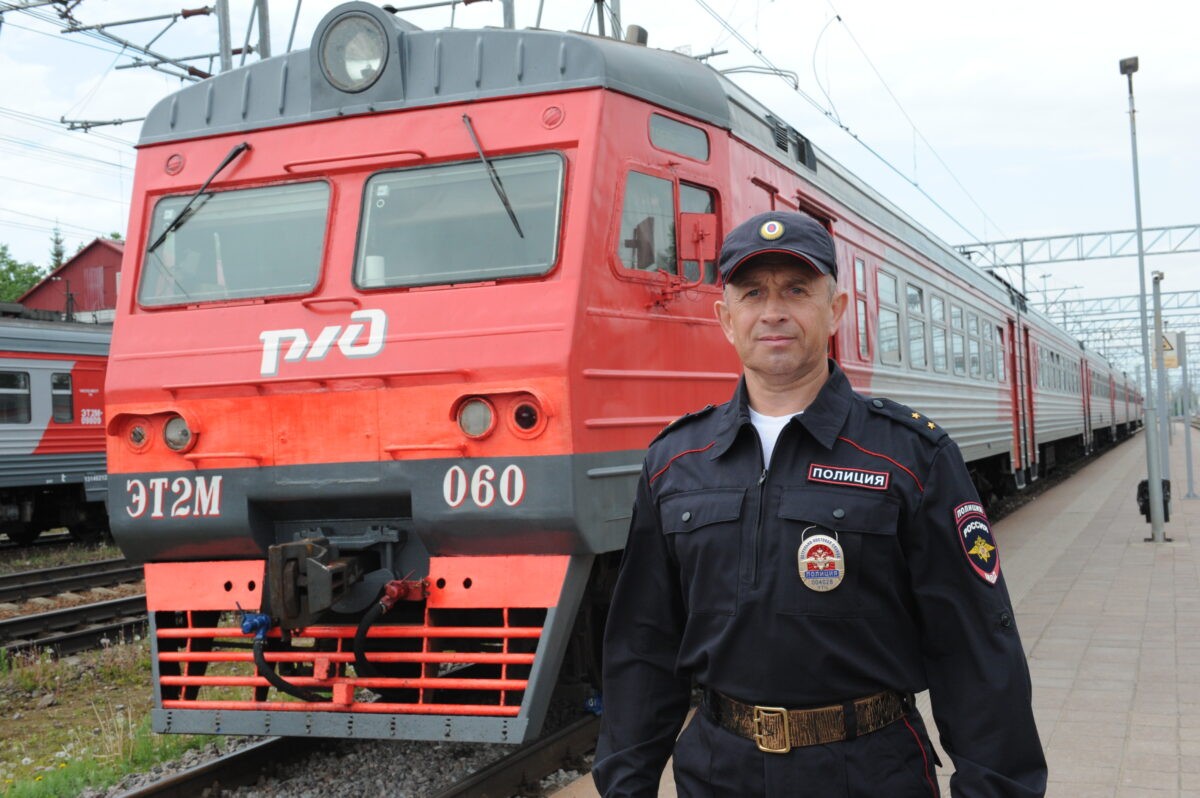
{"left": 618, "top": 171, "right": 718, "bottom": 284}
{"left": 618, "top": 172, "right": 675, "bottom": 273}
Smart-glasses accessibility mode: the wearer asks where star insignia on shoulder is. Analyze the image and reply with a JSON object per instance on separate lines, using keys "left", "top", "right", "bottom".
{"left": 927, "top": 421, "right": 936, "bottom": 429}
{"left": 911, "top": 412, "right": 921, "bottom": 419}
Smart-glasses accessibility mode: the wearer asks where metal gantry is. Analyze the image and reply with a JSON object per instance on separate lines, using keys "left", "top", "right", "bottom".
{"left": 958, "top": 224, "right": 1200, "bottom": 269}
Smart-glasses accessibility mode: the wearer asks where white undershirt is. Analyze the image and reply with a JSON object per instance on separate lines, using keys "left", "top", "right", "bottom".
{"left": 749, "top": 407, "right": 803, "bottom": 468}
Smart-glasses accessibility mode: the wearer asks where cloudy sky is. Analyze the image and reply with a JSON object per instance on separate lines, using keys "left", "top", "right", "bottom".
{"left": 1, "top": 0, "right": 1196, "bottom": 367}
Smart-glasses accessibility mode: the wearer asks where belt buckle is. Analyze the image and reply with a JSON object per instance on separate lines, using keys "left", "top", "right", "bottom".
{"left": 752, "top": 705, "right": 791, "bottom": 754}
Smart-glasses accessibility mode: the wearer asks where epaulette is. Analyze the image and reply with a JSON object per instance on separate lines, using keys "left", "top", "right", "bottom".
{"left": 865, "top": 396, "right": 948, "bottom": 444}
{"left": 650, "top": 404, "right": 717, "bottom": 445}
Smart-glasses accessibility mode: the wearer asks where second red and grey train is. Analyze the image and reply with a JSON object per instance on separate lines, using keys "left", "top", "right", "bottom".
{"left": 105, "top": 2, "right": 1140, "bottom": 744}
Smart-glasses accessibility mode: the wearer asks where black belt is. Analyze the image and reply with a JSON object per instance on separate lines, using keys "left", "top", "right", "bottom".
{"left": 704, "top": 689, "right": 911, "bottom": 753}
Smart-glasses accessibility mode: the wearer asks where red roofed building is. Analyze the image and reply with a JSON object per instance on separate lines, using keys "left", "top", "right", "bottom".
{"left": 19, "top": 238, "right": 123, "bottom": 322}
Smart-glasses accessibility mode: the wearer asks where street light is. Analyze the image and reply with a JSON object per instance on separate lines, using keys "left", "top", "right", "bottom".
{"left": 1121, "top": 55, "right": 1168, "bottom": 542}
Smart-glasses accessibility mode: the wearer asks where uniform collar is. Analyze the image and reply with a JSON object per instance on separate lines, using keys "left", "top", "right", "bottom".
{"left": 711, "top": 360, "right": 852, "bottom": 458}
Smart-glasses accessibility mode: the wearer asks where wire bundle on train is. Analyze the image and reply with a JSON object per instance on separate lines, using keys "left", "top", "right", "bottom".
{"left": 102, "top": 2, "right": 1141, "bottom": 743}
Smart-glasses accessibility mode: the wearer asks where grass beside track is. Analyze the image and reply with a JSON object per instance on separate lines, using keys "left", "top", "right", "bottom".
{"left": 0, "top": 637, "right": 224, "bottom": 797}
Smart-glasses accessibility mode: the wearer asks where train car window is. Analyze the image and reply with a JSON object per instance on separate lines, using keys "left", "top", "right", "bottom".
{"left": 877, "top": 270, "right": 900, "bottom": 365}
{"left": 140, "top": 181, "right": 329, "bottom": 306}
{"left": 856, "top": 299, "right": 869, "bottom": 359}
{"left": 649, "top": 114, "right": 710, "bottom": 162}
{"left": 969, "top": 338, "right": 981, "bottom": 378}
{"left": 906, "top": 285, "right": 924, "bottom": 316}
{"left": 680, "top": 183, "right": 718, "bottom": 283}
{"left": 952, "top": 332, "right": 965, "bottom": 375}
{"left": 984, "top": 340, "right": 995, "bottom": 380}
{"left": 906, "top": 284, "right": 926, "bottom": 369}
{"left": 932, "top": 326, "right": 947, "bottom": 372}
{"left": 951, "top": 305, "right": 963, "bottom": 329}
{"left": 996, "top": 327, "right": 1006, "bottom": 382}
{"left": 51, "top": 373, "right": 72, "bottom": 423}
{"left": 967, "top": 313, "right": 979, "bottom": 336}
{"left": 616, "top": 171, "right": 676, "bottom": 274}
{"left": 854, "top": 258, "right": 868, "bottom": 360}
{"left": 908, "top": 317, "right": 927, "bottom": 368}
{"left": 930, "top": 294, "right": 945, "bottom": 323}
{"left": 878, "top": 271, "right": 898, "bottom": 306}
{"left": 358, "top": 153, "right": 563, "bottom": 288}
{"left": 0, "top": 372, "right": 31, "bottom": 424}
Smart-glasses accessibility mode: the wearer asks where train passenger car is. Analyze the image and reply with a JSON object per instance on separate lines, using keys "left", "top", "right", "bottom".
{"left": 107, "top": 2, "right": 1138, "bottom": 743}
{"left": 0, "top": 315, "right": 110, "bottom": 545}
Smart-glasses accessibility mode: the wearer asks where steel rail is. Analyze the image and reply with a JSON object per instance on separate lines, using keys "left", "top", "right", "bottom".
{"left": 0, "top": 594, "right": 147, "bottom": 655}
{"left": 0, "top": 558, "right": 143, "bottom": 603}
{"left": 116, "top": 737, "right": 317, "bottom": 798}
{"left": 431, "top": 714, "right": 601, "bottom": 798}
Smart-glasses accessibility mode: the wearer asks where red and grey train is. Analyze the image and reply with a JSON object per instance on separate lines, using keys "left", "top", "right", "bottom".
{"left": 106, "top": 2, "right": 1140, "bottom": 743}
{"left": 0, "top": 314, "right": 109, "bottom": 545}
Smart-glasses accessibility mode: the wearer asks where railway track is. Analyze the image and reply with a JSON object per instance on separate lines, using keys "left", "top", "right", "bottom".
{"left": 0, "top": 557, "right": 143, "bottom": 604}
{"left": 116, "top": 715, "right": 601, "bottom": 798}
{"left": 0, "top": 528, "right": 73, "bottom": 552}
{"left": 0, "top": 593, "right": 147, "bottom": 656}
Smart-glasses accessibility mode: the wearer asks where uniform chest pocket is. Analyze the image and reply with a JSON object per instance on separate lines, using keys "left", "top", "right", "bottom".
{"left": 660, "top": 488, "right": 745, "bottom": 615}
{"left": 776, "top": 488, "right": 901, "bottom": 618}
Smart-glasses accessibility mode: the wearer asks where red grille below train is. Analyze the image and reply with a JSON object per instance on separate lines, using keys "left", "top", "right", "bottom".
{"left": 154, "top": 609, "right": 547, "bottom": 715}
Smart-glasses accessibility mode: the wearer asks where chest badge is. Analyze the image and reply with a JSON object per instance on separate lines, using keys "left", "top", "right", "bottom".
{"left": 798, "top": 528, "right": 845, "bottom": 592}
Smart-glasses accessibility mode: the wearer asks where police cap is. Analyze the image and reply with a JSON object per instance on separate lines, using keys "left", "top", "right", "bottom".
{"left": 718, "top": 211, "right": 837, "bottom": 284}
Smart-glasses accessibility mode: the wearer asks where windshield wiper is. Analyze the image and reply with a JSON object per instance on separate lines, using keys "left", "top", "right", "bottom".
{"left": 461, "top": 114, "right": 524, "bottom": 239}
{"left": 146, "top": 141, "right": 251, "bottom": 255}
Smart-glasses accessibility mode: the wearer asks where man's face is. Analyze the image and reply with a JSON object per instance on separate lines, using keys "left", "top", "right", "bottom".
{"left": 714, "top": 259, "right": 847, "bottom": 386}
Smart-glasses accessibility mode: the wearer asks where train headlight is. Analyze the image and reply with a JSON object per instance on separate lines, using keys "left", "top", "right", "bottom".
{"left": 457, "top": 398, "right": 495, "bottom": 439}
{"left": 163, "top": 415, "right": 194, "bottom": 452}
{"left": 319, "top": 12, "right": 388, "bottom": 93}
{"left": 514, "top": 402, "right": 539, "bottom": 431}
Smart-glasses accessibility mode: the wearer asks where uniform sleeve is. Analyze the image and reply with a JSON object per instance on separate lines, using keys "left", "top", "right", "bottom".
{"left": 592, "top": 465, "right": 691, "bottom": 798}
{"left": 905, "top": 441, "right": 1048, "bottom": 797}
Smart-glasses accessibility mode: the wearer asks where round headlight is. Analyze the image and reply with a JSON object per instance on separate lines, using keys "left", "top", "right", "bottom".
{"left": 457, "top": 398, "right": 495, "bottom": 439}
{"left": 163, "top": 416, "right": 193, "bottom": 451}
{"left": 320, "top": 13, "right": 388, "bottom": 93}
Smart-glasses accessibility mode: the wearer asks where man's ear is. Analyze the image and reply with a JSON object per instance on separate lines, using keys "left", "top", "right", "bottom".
{"left": 715, "top": 297, "right": 736, "bottom": 345}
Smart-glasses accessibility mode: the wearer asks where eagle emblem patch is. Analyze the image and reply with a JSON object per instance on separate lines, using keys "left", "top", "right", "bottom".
{"left": 954, "top": 502, "right": 999, "bottom": 585}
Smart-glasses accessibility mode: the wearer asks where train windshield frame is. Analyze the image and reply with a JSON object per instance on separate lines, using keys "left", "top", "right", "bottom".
{"left": 355, "top": 151, "right": 564, "bottom": 289}
{"left": 137, "top": 181, "right": 330, "bottom": 307}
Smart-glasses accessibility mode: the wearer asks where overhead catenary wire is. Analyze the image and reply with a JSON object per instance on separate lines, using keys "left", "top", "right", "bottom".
{"left": 692, "top": 0, "right": 1000, "bottom": 246}
{"left": 822, "top": 2, "right": 1012, "bottom": 243}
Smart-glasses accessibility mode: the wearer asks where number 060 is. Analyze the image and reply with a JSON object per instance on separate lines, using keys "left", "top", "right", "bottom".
{"left": 443, "top": 465, "right": 526, "bottom": 508}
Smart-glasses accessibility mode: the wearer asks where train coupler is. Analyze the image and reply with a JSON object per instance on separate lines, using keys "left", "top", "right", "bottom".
{"left": 266, "top": 536, "right": 366, "bottom": 629}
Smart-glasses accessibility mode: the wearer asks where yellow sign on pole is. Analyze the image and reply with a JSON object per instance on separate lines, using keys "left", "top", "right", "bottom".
{"left": 1164, "top": 332, "right": 1180, "bottom": 369}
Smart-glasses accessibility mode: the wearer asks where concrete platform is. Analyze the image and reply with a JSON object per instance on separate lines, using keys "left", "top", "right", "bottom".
{"left": 553, "top": 425, "right": 1200, "bottom": 797}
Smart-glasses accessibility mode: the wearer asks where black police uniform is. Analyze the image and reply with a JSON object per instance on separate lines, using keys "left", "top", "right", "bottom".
{"left": 593, "top": 361, "right": 1047, "bottom": 797}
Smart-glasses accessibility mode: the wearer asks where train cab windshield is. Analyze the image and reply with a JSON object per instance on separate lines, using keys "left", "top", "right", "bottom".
{"left": 355, "top": 152, "right": 563, "bottom": 289}
{"left": 138, "top": 181, "right": 330, "bottom": 306}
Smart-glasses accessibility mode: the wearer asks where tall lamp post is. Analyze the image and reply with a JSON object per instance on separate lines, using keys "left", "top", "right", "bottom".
{"left": 1121, "top": 56, "right": 1167, "bottom": 542}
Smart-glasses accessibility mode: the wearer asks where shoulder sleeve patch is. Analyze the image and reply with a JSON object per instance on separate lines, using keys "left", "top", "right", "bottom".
{"left": 954, "top": 501, "right": 1000, "bottom": 585}
{"left": 651, "top": 404, "right": 716, "bottom": 445}
{"left": 865, "top": 397, "right": 949, "bottom": 443}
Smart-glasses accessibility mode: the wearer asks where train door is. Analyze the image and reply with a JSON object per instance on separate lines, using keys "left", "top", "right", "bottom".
{"left": 1006, "top": 319, "right": 1028, "bottom": 487}
{"left": 1023, "top": 326, "right": 1037, "bottom": 481}
{"left": 1081, "top": 360, "right": 1094, "bottom": 454}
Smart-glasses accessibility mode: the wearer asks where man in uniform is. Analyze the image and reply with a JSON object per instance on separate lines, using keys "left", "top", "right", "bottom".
{"left": 593, "top": 211, "right": 1047, "bottom": 797}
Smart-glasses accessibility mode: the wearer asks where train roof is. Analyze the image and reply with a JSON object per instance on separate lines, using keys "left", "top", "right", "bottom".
{"left": 0, "top": 316, "right": 111, "bottom": 357}
{"left": 138, "top": 2, "right": 1089, "bottom": 360}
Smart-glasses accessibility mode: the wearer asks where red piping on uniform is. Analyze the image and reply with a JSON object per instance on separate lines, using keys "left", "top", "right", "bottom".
{"left": 836, "top": 436, "right": 923, "bottom": 493}
{"left": 650, "top": 442, "right": 716, "bottom": 484}
{"left": 902, "top": 716, "right": 938, "bottom": 798}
